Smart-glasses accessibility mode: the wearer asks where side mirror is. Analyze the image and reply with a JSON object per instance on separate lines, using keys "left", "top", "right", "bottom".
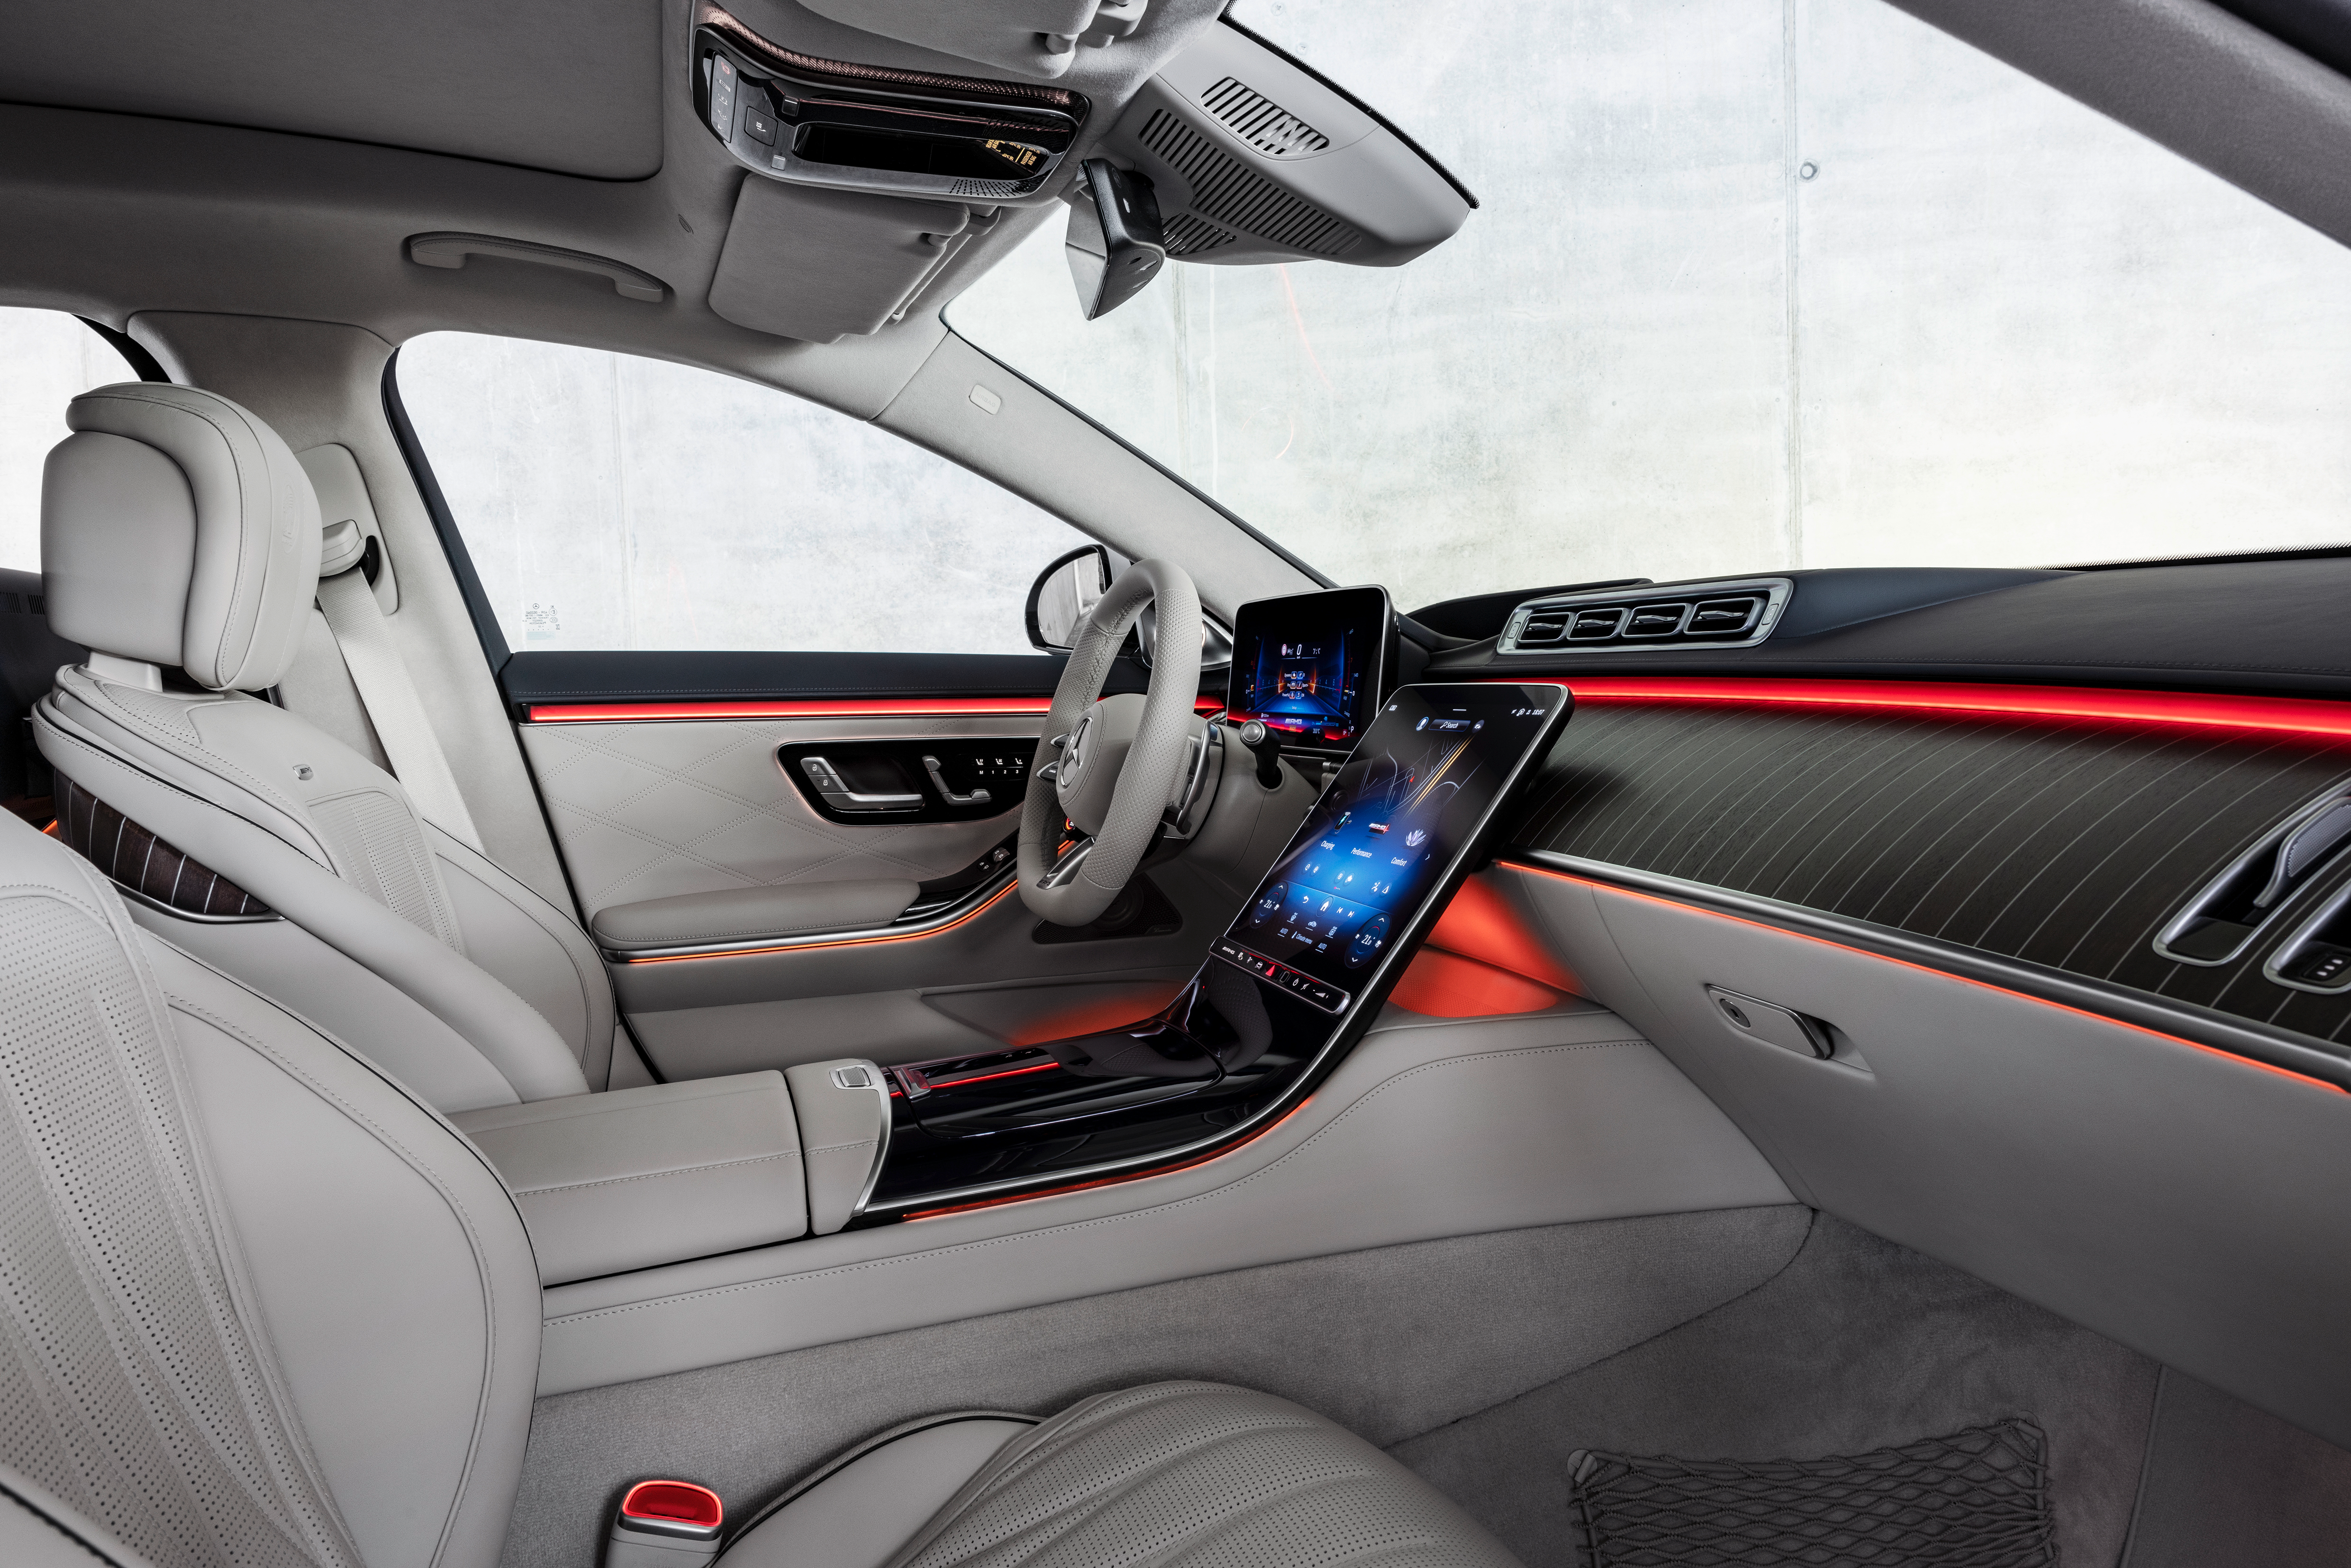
{"left": 1065, "top": 159, "right": 1166, "bottom": 320}
{"left": 1026, "top": 544, "right": 1113, "bottom": 653}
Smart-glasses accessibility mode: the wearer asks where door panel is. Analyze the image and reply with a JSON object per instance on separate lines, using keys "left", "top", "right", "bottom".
{"left": 509, "top": 650, "right": 1265, "bottom": 1077}
{"left": 517, "top": 712, "right": 1036, "bottom": 911}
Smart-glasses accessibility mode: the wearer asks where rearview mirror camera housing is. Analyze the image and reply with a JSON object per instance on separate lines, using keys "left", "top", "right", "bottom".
{"left": 1065, "top": 159, "right": 1166, "bottom": 320}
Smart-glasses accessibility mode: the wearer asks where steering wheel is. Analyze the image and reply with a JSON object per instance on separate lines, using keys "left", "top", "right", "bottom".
{"left": 1019, "top": 558, "right": 1205, "bottom": 926}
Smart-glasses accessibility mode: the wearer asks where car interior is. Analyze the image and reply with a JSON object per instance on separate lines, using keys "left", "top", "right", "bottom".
{"left": 3, "top": 1, "right": 2351, "bottom": 1566}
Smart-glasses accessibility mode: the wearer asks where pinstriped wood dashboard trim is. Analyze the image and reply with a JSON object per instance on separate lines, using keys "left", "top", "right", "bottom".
{"left": 1506, "top": 690, "right": 2351, "bottom": 1051}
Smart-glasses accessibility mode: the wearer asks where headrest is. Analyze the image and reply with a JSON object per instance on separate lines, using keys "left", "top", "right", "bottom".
{"left": 43, "top": 384, "right": 322, "bottom": 692}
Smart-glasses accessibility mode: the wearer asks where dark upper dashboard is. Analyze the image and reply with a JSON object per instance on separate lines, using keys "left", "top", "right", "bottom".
{"left": 1402, "top": 557, "right": 2351, "bottom": 700}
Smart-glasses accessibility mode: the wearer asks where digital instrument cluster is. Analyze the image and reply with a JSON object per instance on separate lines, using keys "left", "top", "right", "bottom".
{"left": 1225, "top": 585, "right": 1391, "bottom": 749}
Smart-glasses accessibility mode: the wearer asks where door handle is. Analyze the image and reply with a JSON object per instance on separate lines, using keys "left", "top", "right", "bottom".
{"left": 799, "top": 756, "right": 921, "bottom": 812}
{"left": 921, "top": 755, "right": 992, "bottom": 807}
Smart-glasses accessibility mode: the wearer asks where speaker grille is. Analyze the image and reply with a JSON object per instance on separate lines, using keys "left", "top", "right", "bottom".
{"left": 1138, "top": 111, "right": 1363, "bottom": 258}
{"left": 1199, "top": 77, "right": 1330, "bottom": 157}
{"left": 948, "top": 177, "right": 1024, "bottom": 198}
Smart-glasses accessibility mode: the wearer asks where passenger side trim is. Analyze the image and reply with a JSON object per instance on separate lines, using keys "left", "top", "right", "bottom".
{"left": 1549, "top": 676, "right": 2351, "bottom": 740}
{"left": 1509, "top": 855, "right": 2351, "bottom": 1094}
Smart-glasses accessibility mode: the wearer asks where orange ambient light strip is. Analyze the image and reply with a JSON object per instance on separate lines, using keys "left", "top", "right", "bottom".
{"left": 526, "top": 696, "right": 1228, "bottom": 723}
{"left": 1552, "top": 677, "right": 2351, "bottom": 741}
{"left": 1503, "top": 860, "right": 2349, "bottom": 1097}
{"left": 619, "top": 879, "right": 1017, "bottom": 963}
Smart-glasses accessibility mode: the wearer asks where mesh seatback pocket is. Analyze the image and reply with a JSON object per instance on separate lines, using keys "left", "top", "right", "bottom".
{"left": 1567, "top": 1420, "right": 2055, "bottom": 1568}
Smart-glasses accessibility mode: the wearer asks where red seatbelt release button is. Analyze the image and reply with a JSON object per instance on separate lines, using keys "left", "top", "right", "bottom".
{"left": 608, "top": 1480, "right": 723, "bottom": 1567}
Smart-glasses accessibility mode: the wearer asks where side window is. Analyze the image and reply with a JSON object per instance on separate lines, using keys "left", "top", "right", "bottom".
{"left": 395, "top": 333, "right": 1095, "bottom": 657}
{"left": 0, "top": 309, "right": 139, "bottom": 571}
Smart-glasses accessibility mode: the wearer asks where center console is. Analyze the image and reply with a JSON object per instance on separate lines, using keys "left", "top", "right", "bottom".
{"left": 862, "top": 672, "right": 1572, "bottom": 1215}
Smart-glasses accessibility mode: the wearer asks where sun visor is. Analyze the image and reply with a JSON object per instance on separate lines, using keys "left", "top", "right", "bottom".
{"left": 1096, "top": 23, "right": 1473, "bottom": 268}
{"left": 708, "top": 179, "right": 976, "bottom": 342}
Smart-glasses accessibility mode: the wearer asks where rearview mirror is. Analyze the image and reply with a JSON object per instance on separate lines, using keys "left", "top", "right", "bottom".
{"left": 1065, "top": 159, "right": 1166, "bottom": 320}
{"left": 1026, "top": 544, "right": 1113, "bottom": 652}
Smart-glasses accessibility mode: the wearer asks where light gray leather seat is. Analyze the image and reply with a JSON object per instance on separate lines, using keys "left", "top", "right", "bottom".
{"left": 0, "top": 808, "right": 1519, "bottom": 1568}
{"left": 31, "top": 383, "right": 611, "bottom": 1111}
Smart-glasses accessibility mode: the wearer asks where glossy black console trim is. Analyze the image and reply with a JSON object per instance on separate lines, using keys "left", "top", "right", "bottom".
{"left": 1519, "top": 850, "right": 2351, "bottom": 1091}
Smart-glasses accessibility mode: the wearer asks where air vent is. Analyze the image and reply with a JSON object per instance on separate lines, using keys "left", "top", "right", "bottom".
{"left": 1200, "top": 77, "right": 1331, "bottom": 157}
{"left": 1138, "top": 110, "right": 1365, "bottom": 258}
{"left": 1498, "top": 579, "right": 1791, "bottom": 654}
{"left": 1162, "top": 211, "right": 1237, "bottom": 256}
{"left": 2158, "top": 788, "right": 2351, "bottom": 968}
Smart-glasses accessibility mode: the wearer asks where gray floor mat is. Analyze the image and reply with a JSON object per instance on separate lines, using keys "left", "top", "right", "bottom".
{"left": 1389, "top": 1215, "right": 2157, "bottom": 1568}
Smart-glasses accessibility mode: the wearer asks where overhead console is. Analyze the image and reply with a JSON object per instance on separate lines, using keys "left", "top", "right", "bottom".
{"left": 861, "top": 680, "right": 1572, "bottom": 1214}
{"left": 1089, "top": 23, "right": 1474, "bottom": 270}
{"left": 695, "top": 3, "right": 1087, "bottom": 200}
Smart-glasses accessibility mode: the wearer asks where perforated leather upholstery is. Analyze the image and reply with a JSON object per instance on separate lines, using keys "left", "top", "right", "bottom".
{"left": 0, "top": 814, "right": 539, "bottom": 1568}
{"left": 0, "top": 822, "right": 1516, "bottom": 1568}
{"left": 34, "top": 389, "right": 611, "bottom": 1108}
{"left": 728, "top": 1383, "right": 1522, "bottom": 1568}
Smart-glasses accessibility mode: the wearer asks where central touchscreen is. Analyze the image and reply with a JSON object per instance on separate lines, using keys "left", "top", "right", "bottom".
{"left": 1214, "top": 682, "right": 1570, "bottom": 1014}
{"left": 1225, "top": 586, "right": 1390, "bottom": 748}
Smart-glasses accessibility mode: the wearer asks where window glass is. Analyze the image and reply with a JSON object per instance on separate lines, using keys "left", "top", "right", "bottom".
{"left": 0, "top": 310, "right": 138, "bottom": 571}
{"left": 395, "top": 333, "right": 1095, "bottom": 655}
{"left": 949, "top": 0, "right": 2351, "bottom": 608}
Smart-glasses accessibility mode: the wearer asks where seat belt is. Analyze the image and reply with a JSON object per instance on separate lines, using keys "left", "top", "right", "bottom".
{"left": 315, "top": 520, "right": 487, "bottom": 852}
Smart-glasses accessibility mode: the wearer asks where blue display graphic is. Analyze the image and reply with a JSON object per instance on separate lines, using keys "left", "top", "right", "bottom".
{"left": 1231, "top": 631, "right": 1369, "bottom": 744}
{"left": 1218, "top": 685, "right": 1565, "bottom": 1012}
{"left": 1225, "top": 586, "right": 1389, "bottom": 748}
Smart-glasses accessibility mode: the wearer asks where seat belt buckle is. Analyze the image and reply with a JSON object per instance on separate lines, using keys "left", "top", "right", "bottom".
{"left": 607, "top": 1480, "right": 724, "bottom": 1568}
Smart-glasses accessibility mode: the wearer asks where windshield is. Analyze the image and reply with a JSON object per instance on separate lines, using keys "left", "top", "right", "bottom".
{"left": 949, "top": 0, "right": 2351, "bottom": 610}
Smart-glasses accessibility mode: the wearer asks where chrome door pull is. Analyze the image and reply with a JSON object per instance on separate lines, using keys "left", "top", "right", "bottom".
{"left": 922, "top": 755, "right": 992, "bottom": 807}
{"left": 799, "top": 755, "right": 921, "bottom": 812}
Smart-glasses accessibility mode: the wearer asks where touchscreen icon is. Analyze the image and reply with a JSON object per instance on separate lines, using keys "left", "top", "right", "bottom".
{"left": 1345, "top": 913, "right": 1390, "bottom": 968}
{"left": 1250, "top": 883, "right": 1285, "bottom": 925}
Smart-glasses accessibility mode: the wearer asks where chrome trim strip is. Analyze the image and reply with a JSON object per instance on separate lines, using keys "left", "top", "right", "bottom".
{"left": 1517, "top": 849, "right": 2351, "bottom": 1089}
{"left": 601, "top": 864, "right": 1017, "bottom": 961}
{"left": 847, "top": 1063, "right": 894, "bottom": 1222}
{"left": 112, "top": 881, "right": 282, "bottom": 925}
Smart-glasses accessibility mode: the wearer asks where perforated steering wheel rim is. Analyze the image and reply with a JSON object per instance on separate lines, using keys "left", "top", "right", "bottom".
{"left": 1017, "top": 559, "right": 1203, "bottom": 926}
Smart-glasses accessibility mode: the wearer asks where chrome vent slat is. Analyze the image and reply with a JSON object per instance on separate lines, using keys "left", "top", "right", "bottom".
{"left": 1497, "top": 578, "right": 1793, "bottom": 654}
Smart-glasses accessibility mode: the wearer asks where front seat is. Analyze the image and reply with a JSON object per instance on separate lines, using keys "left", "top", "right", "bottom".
{"left": 0, "top": 810, "right": 1518, "bottom": 1568}
{"left": 31, "top": 382, "right": 604, "bottom": 1112}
